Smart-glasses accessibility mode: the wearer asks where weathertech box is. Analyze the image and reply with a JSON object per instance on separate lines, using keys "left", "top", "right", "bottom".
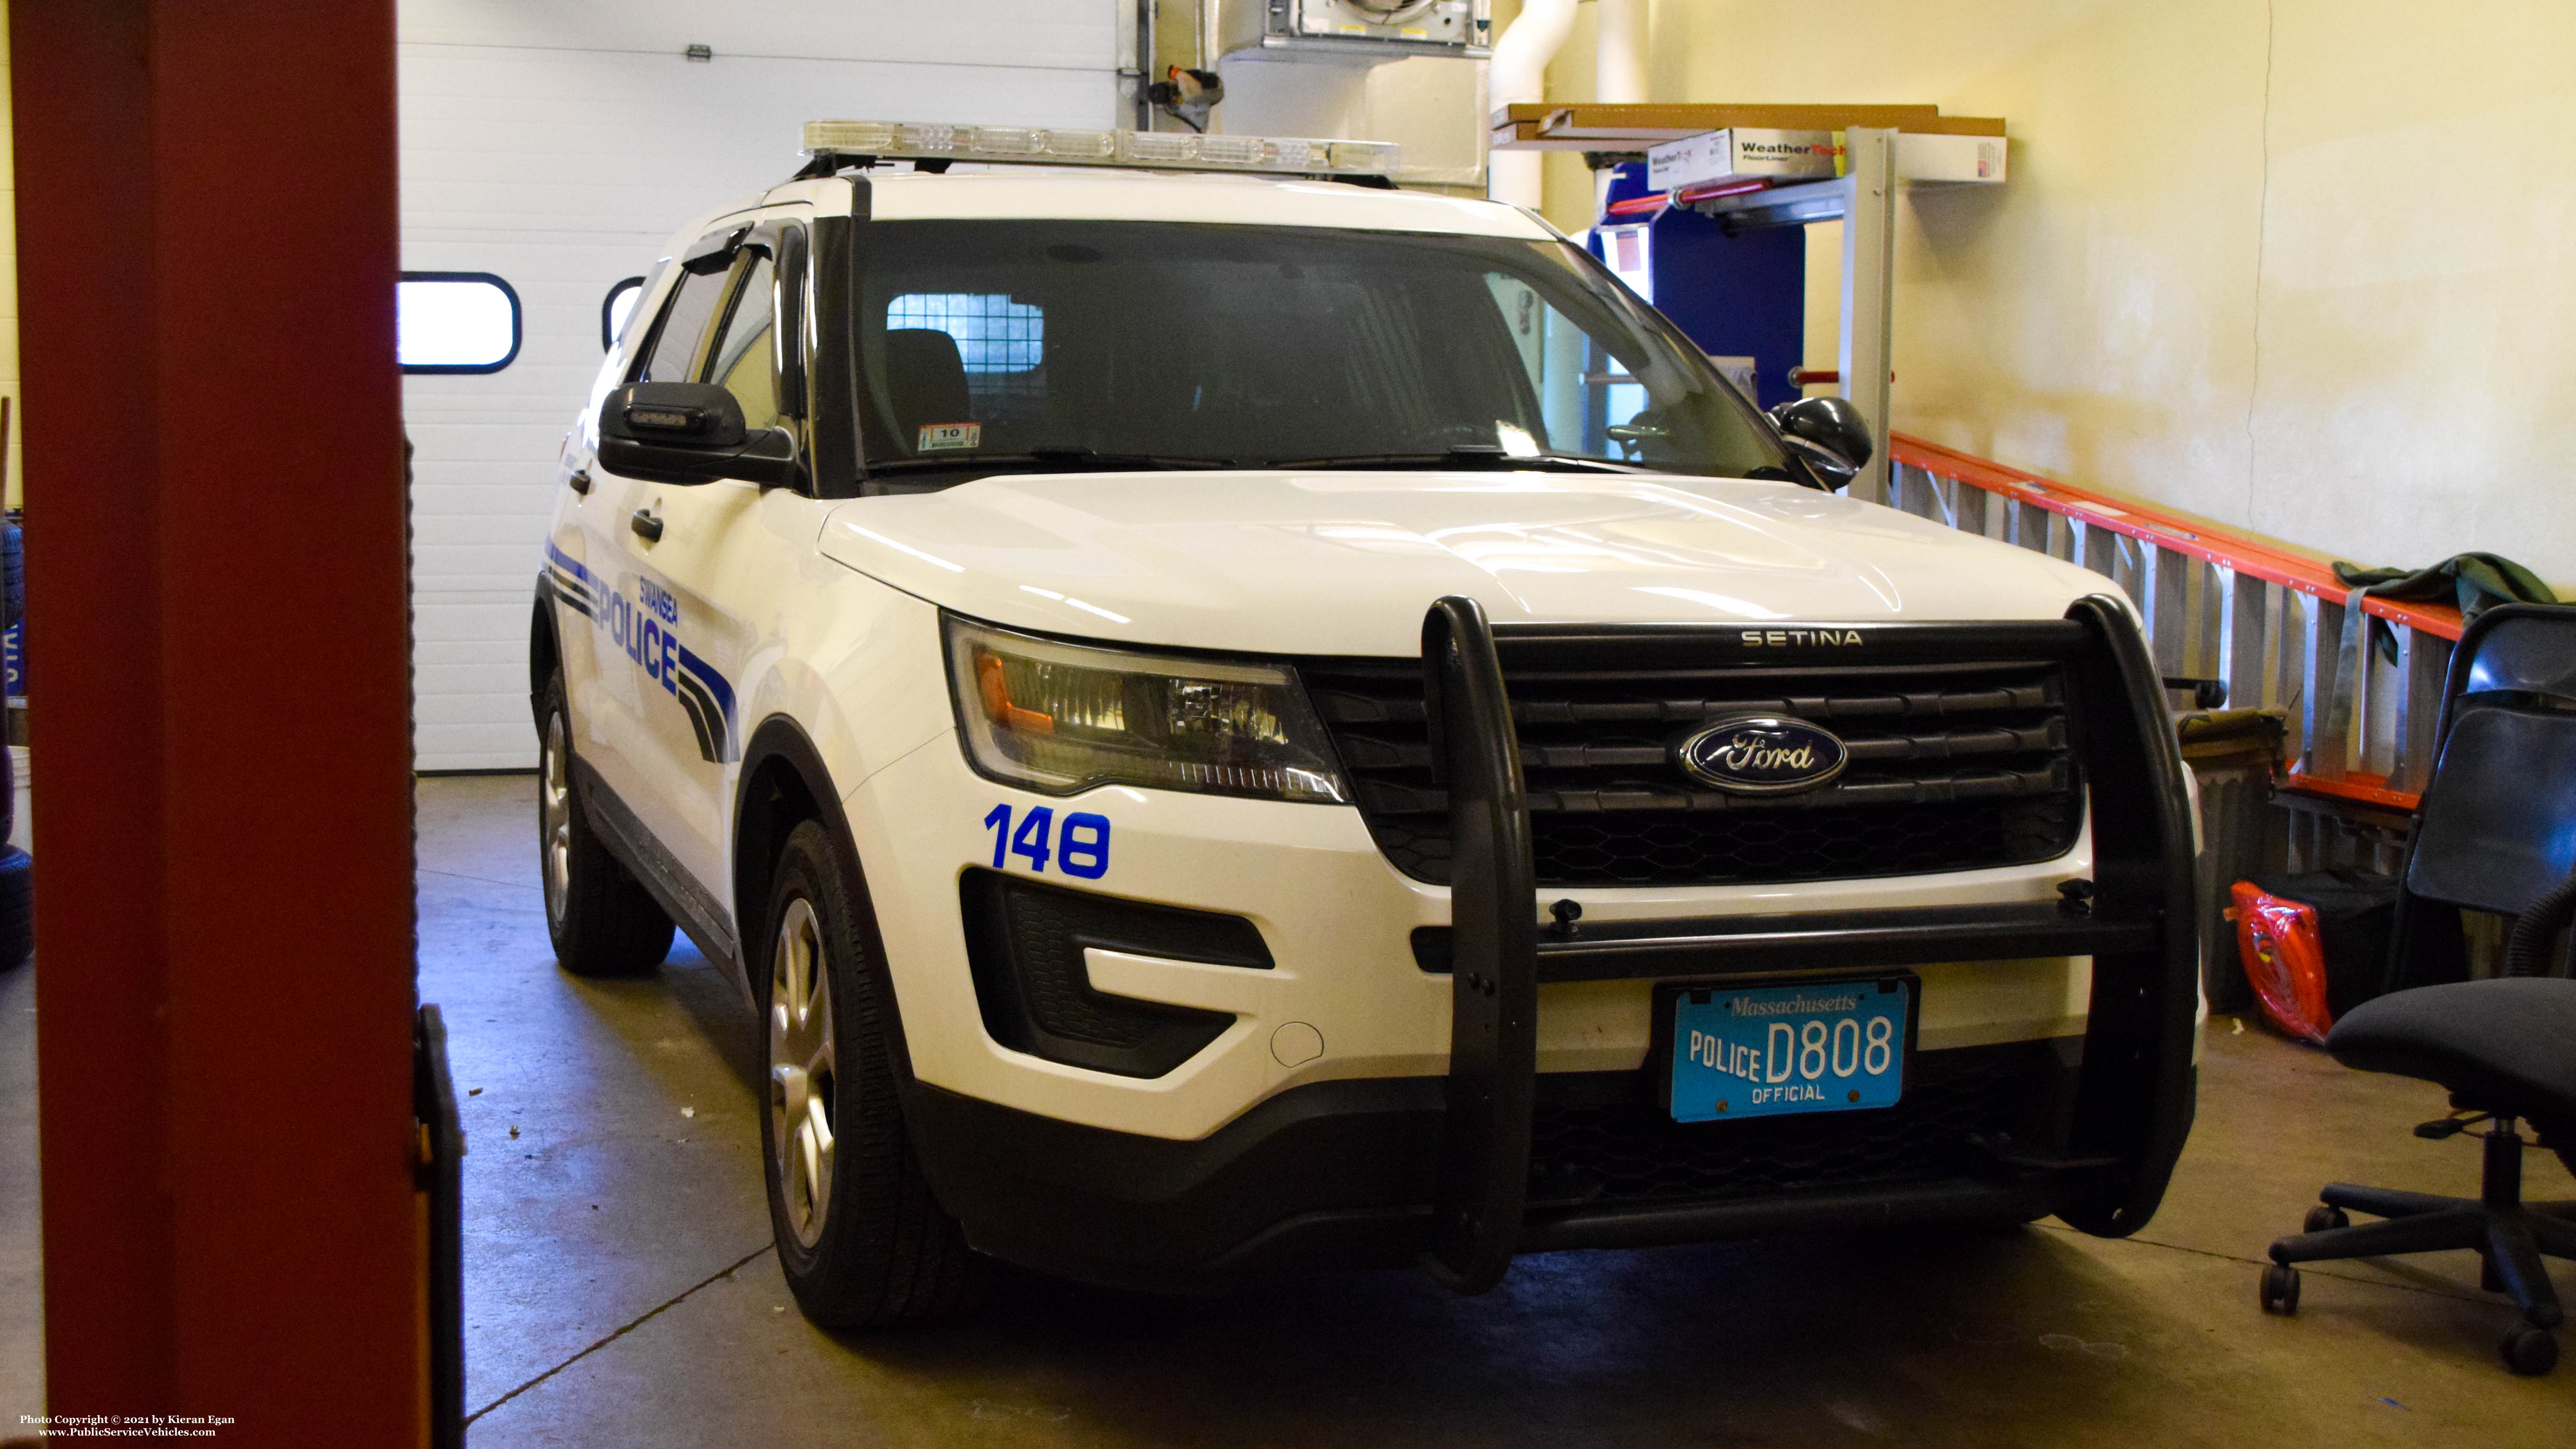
{"left": 1647, "top": 128, "right": 1838, "bottom": 192}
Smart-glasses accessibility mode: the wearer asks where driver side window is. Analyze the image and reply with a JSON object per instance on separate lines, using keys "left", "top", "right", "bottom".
{"left": 637, "top": 261, "right": 734, "bottom": 384}
{"left": 705, "top": 252, "right": 779, "bottom": 432}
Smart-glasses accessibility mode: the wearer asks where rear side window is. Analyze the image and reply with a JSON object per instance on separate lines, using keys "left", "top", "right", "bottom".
{"left": 637, "top": 263, "right": 734, "bottom": 383}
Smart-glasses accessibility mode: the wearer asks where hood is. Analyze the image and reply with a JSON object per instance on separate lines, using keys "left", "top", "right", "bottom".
{"left": 817, "top": 470, "right": 2113, "bottom": 657}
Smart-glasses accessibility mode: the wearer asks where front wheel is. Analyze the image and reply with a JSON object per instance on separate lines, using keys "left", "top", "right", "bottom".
{"left": 761, "top": 819, "right": 971, "bottom": 1328}
{"left": 538, "top": 672, "right": 673, "bottom": 977}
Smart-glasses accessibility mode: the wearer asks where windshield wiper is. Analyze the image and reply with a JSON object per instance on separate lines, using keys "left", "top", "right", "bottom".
{"left": 1265, "top": 447, "right": 1652, "bottom": 475}
{"left": 866, "top": 446, "right": 1235, "bottom": 475}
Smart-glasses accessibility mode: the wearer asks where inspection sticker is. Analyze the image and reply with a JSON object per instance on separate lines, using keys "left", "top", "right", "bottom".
{"left": 917, "top": 422, "right": 982, "bottom": 452}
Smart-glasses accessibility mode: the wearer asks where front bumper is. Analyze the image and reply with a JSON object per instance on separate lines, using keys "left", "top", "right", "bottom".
{"left": 908, "top": 1038, "right": 2088, "bottom": 1291}
{"left": 855, "top": 597, "right": 2198, "bottom": 1289}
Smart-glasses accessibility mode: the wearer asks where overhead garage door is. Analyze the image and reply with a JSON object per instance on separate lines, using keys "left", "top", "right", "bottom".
{"left": 399, "top": 0, "right": 1121, "bottom": 769}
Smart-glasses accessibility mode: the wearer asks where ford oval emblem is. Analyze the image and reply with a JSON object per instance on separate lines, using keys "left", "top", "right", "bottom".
{"left": 1674, "top": 715, "right": 1850, "bottom": 795}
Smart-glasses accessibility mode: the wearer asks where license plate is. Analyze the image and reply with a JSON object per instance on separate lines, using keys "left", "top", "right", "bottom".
{"left": 1668, "top": 978, "right": 1910, "bottom": 1122}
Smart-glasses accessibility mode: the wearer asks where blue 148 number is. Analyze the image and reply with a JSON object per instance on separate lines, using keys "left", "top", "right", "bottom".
{"left": 982, "top": 804, "right": 1111, "bottom": 880}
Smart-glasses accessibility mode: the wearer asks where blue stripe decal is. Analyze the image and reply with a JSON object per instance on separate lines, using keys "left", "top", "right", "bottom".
{"left": 548, "top": 535, "right": 738, "bottom": 765}
{"left": 677, "top": 644, "right": 738, "bottom": 762}
{"left": 543, "top": 541, "right": 606, "bottom": 616}
{"left": 545, "top": 538, "right": 598, "bottom": 587}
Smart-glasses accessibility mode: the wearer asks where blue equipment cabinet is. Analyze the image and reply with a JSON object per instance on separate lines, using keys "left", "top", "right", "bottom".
{"left": 1588, "top": 162, "right": 1807, "bottom": 413}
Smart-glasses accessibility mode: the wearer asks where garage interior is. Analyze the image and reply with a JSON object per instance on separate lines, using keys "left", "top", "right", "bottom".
{"left": 4, "top": 0, "right": 2576, "bottom": 1443}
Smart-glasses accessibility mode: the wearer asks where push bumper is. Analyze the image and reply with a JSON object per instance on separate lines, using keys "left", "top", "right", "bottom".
{"left": 1414, "top": 594, "right": 2201, "bottom": 1289}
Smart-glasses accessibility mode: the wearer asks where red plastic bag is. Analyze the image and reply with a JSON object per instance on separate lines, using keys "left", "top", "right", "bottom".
{"left": 2231, "top": 880, "right": 2334, "bottom": 1044}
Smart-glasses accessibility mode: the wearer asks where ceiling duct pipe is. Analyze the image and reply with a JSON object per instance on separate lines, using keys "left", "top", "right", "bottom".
{"left": 1487, "top": 0, "right": 1579, "bottom": 209}
{"left": 1596, "top": 0, "right": 1647, "bottom": 105}
{"left": 1593, "top": 0, "right": 1648, "bottom": 212}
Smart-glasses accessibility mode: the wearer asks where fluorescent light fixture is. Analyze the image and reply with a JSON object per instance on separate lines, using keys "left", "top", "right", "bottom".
{"left": 800, "top": 121, "right": 1399, "bottom": 178}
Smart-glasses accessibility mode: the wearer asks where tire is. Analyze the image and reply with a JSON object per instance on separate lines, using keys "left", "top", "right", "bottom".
{"left": 538, "top": 672, "right": 673, "bottom": 977}
{"left": 0, "top": 846, "right": 28, "bottom": 972}
{"left": 760, "top": 818, "right": 972, "bottom": 1329}
{"left": 0, "top": 724, "right": 17, "bottom": 860}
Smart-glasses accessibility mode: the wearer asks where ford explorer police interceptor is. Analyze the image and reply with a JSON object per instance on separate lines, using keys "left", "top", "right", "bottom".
{"left": 534, "top": 122, "right": 2202, "bottom": 1328}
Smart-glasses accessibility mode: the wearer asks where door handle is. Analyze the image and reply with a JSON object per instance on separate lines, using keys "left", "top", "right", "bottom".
{"left": 567, "top": 468, "right": 591, "bottom": 495}
{"left": 630, "top": 508, "right": 663, "bottom": 543}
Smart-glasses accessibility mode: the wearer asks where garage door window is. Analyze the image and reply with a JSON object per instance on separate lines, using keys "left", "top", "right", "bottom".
{"left": 397, "top": 272, "right": 520, "bottom": 373}
{"left": 601, "top": 275, "right": 647, "bottom": 351}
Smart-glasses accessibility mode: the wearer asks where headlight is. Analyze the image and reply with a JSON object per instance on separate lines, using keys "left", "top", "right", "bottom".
{"left": 944, "top": 616, "right": 1350, "bottom": 803}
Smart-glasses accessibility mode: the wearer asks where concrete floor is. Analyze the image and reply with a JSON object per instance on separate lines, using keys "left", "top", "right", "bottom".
{"left": 7, "top": 771, "right": 2576, "bottom": 1443}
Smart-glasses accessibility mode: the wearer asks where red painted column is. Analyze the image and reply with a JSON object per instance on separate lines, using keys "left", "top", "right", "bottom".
{"left": 12, "top": 2, "right": 424, "bottom": 1439}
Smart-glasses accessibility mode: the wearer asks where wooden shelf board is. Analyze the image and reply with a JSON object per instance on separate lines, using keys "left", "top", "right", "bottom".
{"left": 1491, "top": 103, "right": 2006, "bottom": 151}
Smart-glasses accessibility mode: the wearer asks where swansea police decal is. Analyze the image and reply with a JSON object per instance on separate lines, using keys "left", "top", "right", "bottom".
{"left": 1674, "top": 715, "right": 1848, "bottom": 795}
{"left": 545, "top": 540, "right": 739, "bottom": 764}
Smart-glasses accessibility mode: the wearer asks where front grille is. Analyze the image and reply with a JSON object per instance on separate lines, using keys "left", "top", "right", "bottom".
{"left": 1300, "top": 632, "right": 2085, "bottom": 888}
{"left": 1527, "top": 1041, "right": 2060, "bottom": 1208}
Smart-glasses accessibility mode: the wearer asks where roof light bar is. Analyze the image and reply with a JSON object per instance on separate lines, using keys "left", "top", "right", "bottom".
{"left": 801, "top": 121, "right": 1400, "bottom": 178}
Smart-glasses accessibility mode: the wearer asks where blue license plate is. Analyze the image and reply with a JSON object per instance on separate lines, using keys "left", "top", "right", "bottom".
{"left": 1669, "top": 979, "right": 1910, "bottom": 1122}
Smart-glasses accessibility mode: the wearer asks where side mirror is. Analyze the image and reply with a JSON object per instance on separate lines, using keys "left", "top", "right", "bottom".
{"left": 1767, "top": 396, "right": 1873, "bottom": 492}
{"left": 605, "top": 381, "right": 747, "bottom": 448}
{"left": 597, "top": 382, "right": 801, "bottom": 488}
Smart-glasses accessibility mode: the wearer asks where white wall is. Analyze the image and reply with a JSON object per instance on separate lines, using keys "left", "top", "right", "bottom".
{"left": 400, "top": 0, "right": 1122, "bottom": 769}
{"left": 1217, "top": 54, "right": 1488, "bottom": 189}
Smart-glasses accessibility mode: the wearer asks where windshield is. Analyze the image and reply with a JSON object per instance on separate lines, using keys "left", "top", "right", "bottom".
{"left": 848, "top": 219, "right": 1789, "bottom": 483}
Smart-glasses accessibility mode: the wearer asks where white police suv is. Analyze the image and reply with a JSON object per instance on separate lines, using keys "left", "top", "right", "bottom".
{"left": 535, "top": 122, "right": 2202, "bottom": 1327}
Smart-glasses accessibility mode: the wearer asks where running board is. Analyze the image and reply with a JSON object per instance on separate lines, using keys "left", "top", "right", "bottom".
{"left": 573, "top": 759, "right": 744, "bottom": 980}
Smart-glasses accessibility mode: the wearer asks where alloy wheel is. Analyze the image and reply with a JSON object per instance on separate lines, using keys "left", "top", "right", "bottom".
{"left": 769, "top": 897, "right": 837, "bottom": 1249}
{"left": 540, "top": 712, "right": 573, "bottom": 928}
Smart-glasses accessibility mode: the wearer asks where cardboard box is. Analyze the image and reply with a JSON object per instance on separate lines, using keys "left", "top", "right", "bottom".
{"left": 1896, "top": 131, "right": 2006, "bottom": 183}
{"left": 1646, "top": 128, "right": 1838, "bottom": 192}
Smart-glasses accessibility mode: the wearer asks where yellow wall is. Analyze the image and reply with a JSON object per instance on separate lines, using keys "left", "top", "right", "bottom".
{"left": 1517, "top": 0, "right": 2576, "bottom": 582}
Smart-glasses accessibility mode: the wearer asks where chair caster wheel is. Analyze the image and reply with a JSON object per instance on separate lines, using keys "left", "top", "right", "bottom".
{"left": 2502, "top": 1325, "right": 2558, "bottom": 1377}
{"left": 2303, "top": 1205, "right": 2348, "bottom": 1233}
{"left": 2260, "top": 1263, "right": 2301, "bottom": 1315}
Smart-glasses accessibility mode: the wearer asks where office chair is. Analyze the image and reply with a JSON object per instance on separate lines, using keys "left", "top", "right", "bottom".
{"left": 2261, "top": 603, "right": 2576, "bottom": 1376}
